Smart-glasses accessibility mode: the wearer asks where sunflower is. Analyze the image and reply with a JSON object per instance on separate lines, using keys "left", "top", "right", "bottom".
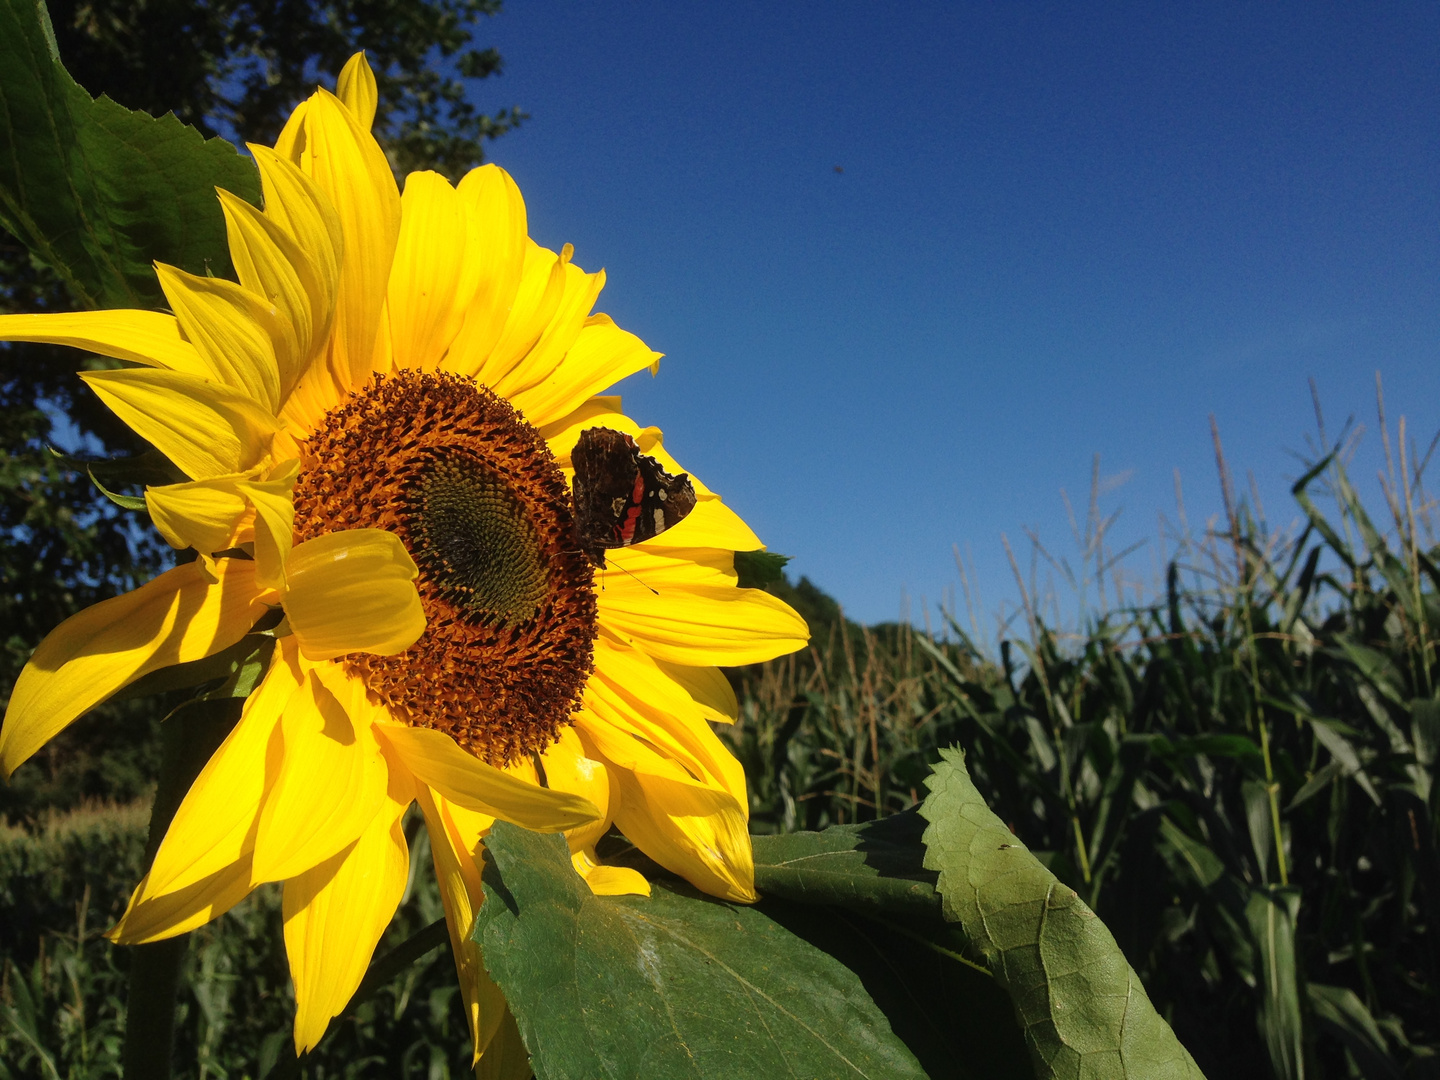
{"left": 0, "top": 54, "right": 807, "bottom": 1063}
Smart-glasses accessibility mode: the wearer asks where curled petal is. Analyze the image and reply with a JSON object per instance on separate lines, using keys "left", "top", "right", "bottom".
{"left": 578, "top": 711, "right": 756, "bottom": 903}
{"left": 145, "top": 478, "right": 250, "bottom": 555}
{"left": 283, "top": 529, "right": 423, "bottom": 660}
{"left": 571, "top": 848, "right": 651, "bottom": 898}
{"left": 540, "top": 726, "right": 614, "bottom": 853}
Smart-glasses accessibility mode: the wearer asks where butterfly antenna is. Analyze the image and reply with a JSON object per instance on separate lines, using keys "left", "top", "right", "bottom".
{"left": 611, "top": 560, "right": 659, "bottom": 595}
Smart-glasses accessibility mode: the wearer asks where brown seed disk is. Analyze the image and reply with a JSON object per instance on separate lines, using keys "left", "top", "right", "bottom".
{"left": 291, "top": 370, "right": 597, "bottom": 767}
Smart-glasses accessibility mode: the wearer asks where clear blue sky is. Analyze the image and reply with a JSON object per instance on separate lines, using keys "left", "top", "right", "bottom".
{"left": 471, "top": 2, "right": 1439, "bottom": 629}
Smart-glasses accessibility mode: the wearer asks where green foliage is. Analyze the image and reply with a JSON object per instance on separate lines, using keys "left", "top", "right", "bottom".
{"left": 921, "top": 747, "right": 1204, "bottom": 1078}
{"left": 0, "top": 804, "right": 493, "bottom": 1079}
{"left": 41, "top": 0, "right": 523, "bottom": 180}
{"left": 0, "top": 0, "right": 261, "bottom": 309}
{"left": 733, "top": 550, "right": 790, "bottom": 590}
{"left": 728, "top": 442, "right": 1440, "bottom": 1078}
{"left": 476, "top": 822, "right": 928, "bottom": 1080}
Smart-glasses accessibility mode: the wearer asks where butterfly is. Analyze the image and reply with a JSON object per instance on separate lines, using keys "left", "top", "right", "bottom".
{"left": 571, "top": 427, "right": 697, "bottom": 567}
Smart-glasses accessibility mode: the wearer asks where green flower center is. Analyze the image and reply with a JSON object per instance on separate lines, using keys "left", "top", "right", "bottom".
{"left": 412, "top": 451, "right": 550, "bottom": 623}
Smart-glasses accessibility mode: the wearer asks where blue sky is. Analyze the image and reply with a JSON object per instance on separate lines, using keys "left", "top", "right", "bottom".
{"left": 471, "top": 2, "right": 1439, "bottom": 629}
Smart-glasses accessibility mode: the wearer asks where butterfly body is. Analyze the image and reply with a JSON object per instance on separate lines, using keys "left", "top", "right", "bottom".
{"left": 571, "top": 427, "right": 697, "bottom": 566}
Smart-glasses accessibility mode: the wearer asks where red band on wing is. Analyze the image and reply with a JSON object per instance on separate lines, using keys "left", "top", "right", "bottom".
{"left": 617, "top": 470, "right": 647, "bottom": 543}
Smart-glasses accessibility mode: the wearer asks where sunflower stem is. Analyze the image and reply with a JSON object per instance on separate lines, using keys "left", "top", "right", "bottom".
{"left": 122, "top": 697, "right": 243, "bottom": 1080}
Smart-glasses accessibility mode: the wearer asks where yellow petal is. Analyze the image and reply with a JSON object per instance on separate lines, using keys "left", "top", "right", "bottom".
{"left": 387, "top": 171, "right": 482, "bottom": 371}
{"left": 336, "top": 52, "right": 378, "bottom": 130}
{"left": 283, "top": 529, "right": 423, "bottom": 661}
{"left": 656, "top": 658, "right": 739, "bottom": 724}
{"left": 511, "top": 314, "right": 662, "bottom": 428}
{"left": 474, "top": 1009, "right": 534, "bottom": 1080}
{"left": 599, "top": 547, "right": 809, "bottom": 666}
{"left": 81, "top": 368, "right": 280, "bottom": 480}
{"left": 285, "top": 769, "right": 409, "bottom": 1053}
{"left": 377, "top": 722, "right": 600, "bottom": 832}
{"left": 540, "top": 396, "right": 641, "bottom": 465}
{"left": 0, "top": 310, "right": 210, "bottom": 379}
{"left": 301, "top": 89, "right": 400, "bottom": 390}
{"left": 587, "top": 633, "right": 745, "bottom": 805}
{"left": 540, "top": 726, "right": 614, "bottom": 852}
{"left": 1, "top": 559, "right": 268, "bottom": 779}
{"left": 250, "top": 144, "right": 342, "bottom": 345}
{"left": 145, "top": 477, "right": 250, "bottom": 554}
{"left": 218, "top": 188, "right": 312, "bottom": 393}
{"left": 646, "top": 497, "right": 765, "bottom": 553}
{"left": 252, "top": 664, "right": 389, "bottom": 883}
{"left": 274, "top": 98, "right": 310, "bottom": 164}
{"left": 108, "top": 857, "right": 255, "bottom": 945}
{"left": 235, "top": 460, "right": 299, "bottom": 590}
{"left": 571, "top": 848, "right": 651, "bottom": 898}
{"left": 416, "top": 784, "right": 508, "bottom": 1062}
{"left": 142, "top": 638, "right": 302, "bottom": 899}
{"left": 490, "top": 249, "right": 603, "bottom": 402}
{"left": 468, "top": 239, "right": 566, "bottom": 390}
{"left": 155, "top": 263, "right": 282, "bottom": 411}
{"left": 444, "top": 165, "right": 528, "bottom": 377}
{"left": 578, "top": 712, "right": 756, "bottom": 902}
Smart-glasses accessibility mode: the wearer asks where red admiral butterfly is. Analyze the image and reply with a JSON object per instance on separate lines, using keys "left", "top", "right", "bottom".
{"left": 571, "top": 427, "right": 697, "bottom": 567}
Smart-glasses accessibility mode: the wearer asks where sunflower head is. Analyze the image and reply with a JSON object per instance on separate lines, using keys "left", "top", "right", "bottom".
{"left": 294, "top": 368, "right": 598, "bottom": 766}
{"left": 0, "top": 49, "right": 810, "bottom": 1067}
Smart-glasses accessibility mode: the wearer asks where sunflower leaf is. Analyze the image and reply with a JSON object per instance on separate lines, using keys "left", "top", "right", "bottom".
{"left": 752, "top": 808, "right": 942, "bottom": 921}
{"left": 920, "top": 746, "right": 1207, "bottom": 1079}
{"left": 476, "top": 822, "right": 928, "bottom": 1080}
{"left": 734, "top": 549, "right": 791, "bottom": 590}
{"left": 0, "top": 0, "right": 261, "bottom": 309}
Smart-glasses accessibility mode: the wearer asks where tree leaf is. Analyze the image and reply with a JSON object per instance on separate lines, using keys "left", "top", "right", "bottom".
{"left": 475, "top": 822, "right": 928, "bottom": 1080}
{"left": 0, "top": 0, "right": 260, "bottom": 309}
{"left": 919, "top": 747, "right": 1206, "bottom": 1079}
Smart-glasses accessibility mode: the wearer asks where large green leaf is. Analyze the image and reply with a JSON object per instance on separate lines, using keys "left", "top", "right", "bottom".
{"left": 752, "top": 807, "right": 941, "bottom": 920}
{"left": 474, "top": 822, "right": 928, "bottom": 1080}
{"left": 0, "top": 0, "right": 259, "bottom": 309}
{"left": 920, "top": 747, "right": 1206, "bottom": 1079}
{"left": 753, "top": 812, "right": 1032, "bottom": 1079}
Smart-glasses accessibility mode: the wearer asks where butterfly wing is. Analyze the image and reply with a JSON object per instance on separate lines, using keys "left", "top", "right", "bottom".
{"left": 572, "top": 428, "right": 696, "bottom": 566}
